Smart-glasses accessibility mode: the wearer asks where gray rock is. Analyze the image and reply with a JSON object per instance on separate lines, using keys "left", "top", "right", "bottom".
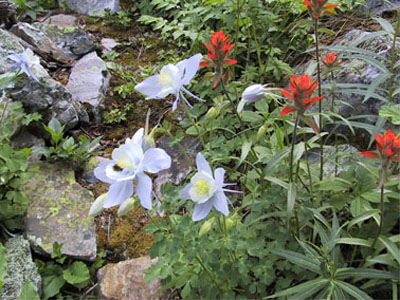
{"left": 0, "top": 28, "right": 88, "bottom": 131}
{"left": 35, "top": 21, "right": 95, "bottom": 59}
{"left": 97, "top": 256, "right": 168, "bottom": 300}
{"left": 10, "top": 22, "right": 74, "bottom": 66}
{"left": 153, "top": 137, "right": 201, "bottom": 197}
{"left": 42, "top": 14, "right": 77, "bottom": 27}
{"left": 59, "top": 0, "right": 120, "bottom": 16}
{"left": 66, "top": 51, "right": 110, "bottom": 122}
{"left": 0, "top": 236, "right": 41, "bottom": 300}
{"left": 24, "top": 162, "right": 97, "bottom": 261}
{"left": 362, "top": 0, "right": 400, "bottom": 15}
{"left": 101, "top": 38, "right": 119, "bottom": 54}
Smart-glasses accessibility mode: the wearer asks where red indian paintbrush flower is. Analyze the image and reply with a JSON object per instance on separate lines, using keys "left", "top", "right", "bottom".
{"left": 322, "top": 52, "right": 343, "bottom": 68}
{"left": 200, "top": 31, "right": 237, "bottom": 88}
{"left": 280, "top": 74, "right": 324, "bottom": 134}
{"left": 361, "top": 129, "right": 400, "bottom": 164}
{"left": 304, "top": 0, "right": 338, "bottom": 19}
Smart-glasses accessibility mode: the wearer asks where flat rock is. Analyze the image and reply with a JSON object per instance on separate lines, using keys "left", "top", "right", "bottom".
{"left": 35, "top": 21, "right": 95, "bottom": 59}
{"left": 42, "top": 14, "right": 77, "bottom": 27}
{"left": 97, "top": 256, "right": 168, "bottom": 300}
{"left": 66, "top": 51, "right": 110, "bottom": 122}
{"left": 24, "top": 162, "right": 97, "bottom": 261}
{"left": 0, "top": 236, "right": 41, "bottom": 300}
{"left": 153, "top": 137, "right": 201, "bottom": 197}
{"left": 0, "top": 28, "right": 88, "bottom": 131}
{"left": 58, "top": 0, "right": 120, "bottom": 16}
{"left": 10, "top": 22, "right": 74, "bottom": 66}
{"left": 362, "top": 0, "right": 400, "bottom": 15}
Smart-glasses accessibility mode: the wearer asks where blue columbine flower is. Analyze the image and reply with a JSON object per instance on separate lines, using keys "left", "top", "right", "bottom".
{"left": 134, "top": 53, "right": 205, "bottom": 111}
{"left": 180, "top": 153, "right": 238, "bottom": 221}
{"left": 7, "top": 48, "right": 41, "bottom": 82}
{"left": 92, "top": 129, "right": 171, "bottom": 211}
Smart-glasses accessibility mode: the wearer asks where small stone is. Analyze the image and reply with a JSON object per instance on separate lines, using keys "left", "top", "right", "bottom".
{"left": 66, "top": 52, "right": 110, "bottom": 122}
{"left": 42, "top": 14, "right": 77, "bottom": 27}
{"left": 0, "top": 236, "right": 41, "bottom": 300}
{"left": 97, "top": 256, "right": 168, "bottom": 300}
{"left": 101, "top": 38, "right": 119, "bottom": 54}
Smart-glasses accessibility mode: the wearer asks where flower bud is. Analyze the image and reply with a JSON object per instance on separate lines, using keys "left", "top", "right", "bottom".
{"left": 242, "top": 84, "right": 265, "bottom": 103}
{"left": 205, "top": 106, "right": 219, "bottom": 120}
{"left": 88, "top": 193, "right": 107, "bottom": 217}
{"left": 257, "top": 124, "right": 269, "bottom": 141}
{"left": 199, "top": 217, "right": 215, "bottom": 237}
{"left": 117, "top": 197, "right": 138, "bottom": 217}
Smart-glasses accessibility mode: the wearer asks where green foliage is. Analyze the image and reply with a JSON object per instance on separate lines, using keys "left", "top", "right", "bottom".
{"left": 33, "top": 118, "right": 101, "bottom": 168}
{"left": 103, "top": 9, "right": 132, "bottom": 30}
{"left": 9, "top": 0, "right": 57, "bottom": 19}
{"left": 103, "top": 103, "right": 133, "bottom": 124}
{"left": 35, "top": 242, "right": 104, "bottom": 300}
{"left": 18, "top": 282, "right": 40, "bottom": 300}
{"left": 0, "top": 142, "right": 31, "bottom": 231}
{"left": 0, "top": 242, "right": 6, "bottom": 292}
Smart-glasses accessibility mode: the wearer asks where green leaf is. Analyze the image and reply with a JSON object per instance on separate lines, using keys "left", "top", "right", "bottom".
{"left": 379, "top": 236, "right": 400, "bottom": 265}
{"left": 373, "top": 17, "right": 394, "bottom": 34}
{"left": 62, "top": 261, "right": 90, "bottom": 287}
{"left": 237, "top": 140, "right": 252, "bottom": 168}
{"left": 42, "top": 275, "right": 65, "bottom": 300}
{"left": 266, "top": 278, "right": 329, "bottom": 298}
{"left": 379, "top": 105, "right": 400, "bottom": 125}
{"left": 364, "top": 73, "right": 391, "bottom": 103}
{"left": 347, "top": 209, "right": 380, "bottom": 229}
{"left": 334, "top": 280, "right": 373, "bottom": 300}
{"left": 0, "top": 242, "right": 6, "bottom": 291}
{"left": 335, "top": 238, "right": 371, "bottom": 247}
{"left": 287, "top": 182, "right": 296, "bottom": 216}
{"left": 18, "top": 282, "right": 40, "bottom": 300}
{"left": 335, "top": 268, "right": 399, "bottom": 280}
{"left": 270, "top": 249, "right": 321, "bottom": 274}
{"left": 314, "top": 177, "right": 352, "bottom": 192}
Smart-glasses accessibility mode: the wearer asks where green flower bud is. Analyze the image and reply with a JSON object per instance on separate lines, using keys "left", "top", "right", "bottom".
{"left": 257, "top": 124, "right": 268, "bottom": 141}
{"left": 88, "top": 193, "right": 107, "bottom": 217}
{"left": 117, "top": 197, "right": 138, "bottom": 217}
{"left": 199, "top": 217, "right": 215, "bottom": 237}
{"left": 205, "top": 107, "right": 219, "bottom": 120}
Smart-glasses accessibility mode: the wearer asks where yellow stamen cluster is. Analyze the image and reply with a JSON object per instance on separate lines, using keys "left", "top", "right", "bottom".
{"left": 117, "top": 157, "right": 131, "bottom": 169}
{"left": 194, "top": 180, "right": 210, "bottom": 196}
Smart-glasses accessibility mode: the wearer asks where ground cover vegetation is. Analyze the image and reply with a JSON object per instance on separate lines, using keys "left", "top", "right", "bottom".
{"left": 0, "top": 0, "right": 399, "bottom": 299}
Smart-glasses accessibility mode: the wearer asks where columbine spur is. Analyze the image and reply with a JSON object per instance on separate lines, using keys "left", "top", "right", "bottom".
{"left": 91, "top": 128, "right": 171, "bottom": 211}
{"left": 179, "top": 153, "right": 238, "bottom": 221}
{"left": 134, "top": 53, "right": 205, "bottom": 111}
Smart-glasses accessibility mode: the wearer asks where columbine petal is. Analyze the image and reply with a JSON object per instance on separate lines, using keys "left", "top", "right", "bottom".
{"left": 181, "top": 53, "right": 203, "bottom": 85}
{"left": 212, "top": 191, "right": 229, "bottom": 216}
{"left": 142, "top": 148, "right": 172, "bottom": 173}
{"left": 242, "top": 84, "right": 265, "bottom": 103}
{"left": 196, "top": 153, "right": 212, "bottom": 176}
{"left": 179, "top": 183, "right": 193, "bottom": 200}
{"left": 192, "top": 200, "right": 214, "bottom": 221}
{"left": 130, "top": 128, "right": 144, "bottom": 145}
{"left": 214, "top": 167, "right": 225, "bottom": 187}
{"left": 136, "top": 173, "right": 153, "bottom": 210}
{"left": 94, "top": 160, "right": 117, "bottom": 184}
{"left": 134, "top": 75, "right": 162, "bottom": 99}
{"left": 104, "top": 181, "right": 134, "bottom": 208}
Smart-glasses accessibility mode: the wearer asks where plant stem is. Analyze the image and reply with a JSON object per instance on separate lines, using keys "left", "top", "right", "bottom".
{"left": 180, "top": 95, "right": 207, "bottom": 150}
{"left": 370, "top": 184, "right": 385, "bottom": 251}
{"left": 195, "top": 256, "right": 223, "bottom": 291}
{"left": 304, "top": 143, "right": 314, "bottom": 202}
{"left": 289, "top": 114, "right": 300, "bottom": 183}
{"left": 313, "top": 18, "right": 324, "bottom": 181}
{"left": 163, "top": 130, "right": 193, "bottom": 168}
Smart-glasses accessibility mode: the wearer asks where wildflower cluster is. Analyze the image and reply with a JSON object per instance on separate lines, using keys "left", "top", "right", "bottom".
{"left": 361, "top": 129, "right": 400, "bottom": 165}
{"left": 304, "top": 0, "right": 338, "bottom": 19}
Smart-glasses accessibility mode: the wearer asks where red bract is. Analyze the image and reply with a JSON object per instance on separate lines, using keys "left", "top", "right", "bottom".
{"left": 280, "top": 74, "right": 324, "bottom": 116}
{"left": 361, "top": 129, "right": 400, "bottom": 163}
{"left": 200, "top": 31, "right": 237, "bottom": 88}
{"left": 322, "top": 52, "right": 343, "bottom": 68}
{"left": 304, "top": 0, "right": 338, "bottom": 19}
{"left": 280, "top": 74, "right": 323, "bottom": 134}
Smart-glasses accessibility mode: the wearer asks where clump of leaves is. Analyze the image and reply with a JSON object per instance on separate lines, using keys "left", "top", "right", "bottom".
{"left": 35, "top": 242, "right": 105, "bottom": 300}
{"left": 33, "top": 118, "right": 101, "bottom": 168}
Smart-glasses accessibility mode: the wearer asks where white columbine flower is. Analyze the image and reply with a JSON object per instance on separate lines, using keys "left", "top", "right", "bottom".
{"left": 7, "top": 48, "right": 41, "bottom": 82}
{"left": 92, "top": 128, "right": 171, "bottom": 210}
{"left": 135, "top": 53, "right": 205, "bottom": 111}
{"left": 237, "top": 84, "right": 265, "bottom": 113}
{"left": 180, "top": 153, "right": 237, "bottom": 221}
